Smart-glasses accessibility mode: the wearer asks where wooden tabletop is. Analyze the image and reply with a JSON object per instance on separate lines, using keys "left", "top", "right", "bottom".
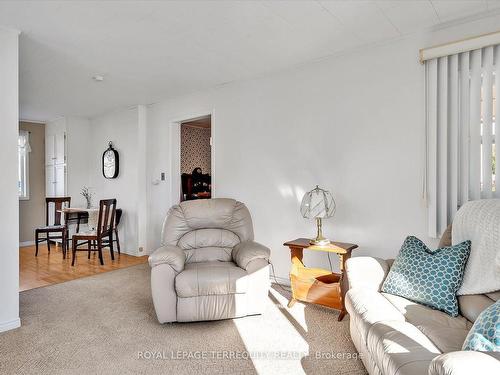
{"left": 283, "top": 238, "right": 358, "bottom": 254}
{"left": 58, "top": 207, "right": 99, "bottom": 213}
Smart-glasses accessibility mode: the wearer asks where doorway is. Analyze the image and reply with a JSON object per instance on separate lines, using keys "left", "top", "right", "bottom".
{"left": 179, "top": 115, "right": 212, "bottom": 201}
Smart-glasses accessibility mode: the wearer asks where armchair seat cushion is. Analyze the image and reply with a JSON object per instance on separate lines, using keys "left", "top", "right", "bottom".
{"left": 175, "top": 261, "right": 248, "bottom": 298}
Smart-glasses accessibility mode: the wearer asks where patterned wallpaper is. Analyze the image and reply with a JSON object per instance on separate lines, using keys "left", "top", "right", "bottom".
{"left": 181, "top": 125, "right": 211, "bottom": 174}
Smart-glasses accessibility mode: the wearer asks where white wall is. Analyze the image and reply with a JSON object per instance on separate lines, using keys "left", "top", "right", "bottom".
{"left": 55, "top": 109, "right": 145, "bottom": 255}
{"left": 88, "top": 107, "right": 141, "bottom": 255}
{"left": 0, "top": 27, "right": 20, "bottom": 332}
{"left": 70, "top": 13, "right": 500, "bottom": 280}
{"left": 145, "top": 14, "right": 500, "bottom": 280}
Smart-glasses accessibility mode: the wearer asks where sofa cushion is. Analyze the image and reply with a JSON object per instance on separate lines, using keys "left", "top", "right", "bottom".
{"left": 382, "top": 293, "right": 470, "bottom": 353}
{"left": 383, "top": 293, "right": 469, "bottom": 329}
{"left": 418, "top": 325, "right": 471, "bottom": 354}
{"left": 367, "top": 320, "right": 441, "bottom": 375}
{"left": 381, "top": 236, "right": 471, "bottom": 316}
{"left": 459, "top": 294, "right": 496, "bottom": 323}
{"left": 462, "top": 300, "right": 500, "bottom": 351}
{"left": 175, "top": 261, "right": 248, "bottom": 297}
{"left": 345, "top": 288, "right": 405, "bottom": 343}
{"left": 486, "top": 290, "right": 500, "bottom": 301}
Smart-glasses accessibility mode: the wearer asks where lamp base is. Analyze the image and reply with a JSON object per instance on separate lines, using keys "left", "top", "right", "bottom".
{"left": 309, "top": 238, "right": 331, "bottom": 246}
{"left": 310, "top": 217, "right": 330, "bottom": 246}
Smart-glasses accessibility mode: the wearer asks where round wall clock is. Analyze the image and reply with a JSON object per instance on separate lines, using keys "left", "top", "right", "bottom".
{"left": 102, "top": 141, "right": 119, "bottom": 179}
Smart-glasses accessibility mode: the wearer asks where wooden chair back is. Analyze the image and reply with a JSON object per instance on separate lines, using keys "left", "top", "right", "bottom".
{"left": 46, "top": 197, "right": 71, "bottom": 226}
{"left": 97, "top": 199, "right": 117, "bottom": 238}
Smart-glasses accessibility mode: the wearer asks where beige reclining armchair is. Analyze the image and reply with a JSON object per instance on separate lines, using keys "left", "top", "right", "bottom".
{"left": 149, "top": 198, "right": 270, "bottom": 323}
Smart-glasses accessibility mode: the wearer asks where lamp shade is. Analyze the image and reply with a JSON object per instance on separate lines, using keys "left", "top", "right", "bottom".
{"left": 300, "top": 185, "right": 336, "bottom": 219}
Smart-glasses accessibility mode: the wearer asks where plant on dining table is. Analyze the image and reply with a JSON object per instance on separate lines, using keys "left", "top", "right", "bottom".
{"left": 81, "top": 186, "right": 93, "bottom": 209}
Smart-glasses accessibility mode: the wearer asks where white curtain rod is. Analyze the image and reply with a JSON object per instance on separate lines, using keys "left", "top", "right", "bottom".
{"left": 419, "top": 30, "right": 500, "bottom": 63}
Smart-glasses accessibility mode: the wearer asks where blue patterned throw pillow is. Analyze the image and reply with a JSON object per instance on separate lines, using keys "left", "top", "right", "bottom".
{"left": 463, "top": 300, "right": 500, "bottom": 351}
{"left": 381, "top": 236, "right": 470, "bottom": 317}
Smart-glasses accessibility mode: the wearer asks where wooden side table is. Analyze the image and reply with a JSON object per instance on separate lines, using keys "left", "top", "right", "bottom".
{"left": 283, "top": 238, "right": 358, "bottom": 321}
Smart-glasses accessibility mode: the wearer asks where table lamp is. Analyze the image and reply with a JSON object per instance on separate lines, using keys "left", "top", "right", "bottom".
{"left": 300, "top": 185, "right": 336, "bottom": 245}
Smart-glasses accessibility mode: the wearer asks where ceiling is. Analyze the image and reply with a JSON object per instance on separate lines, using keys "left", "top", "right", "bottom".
{"left": 0, "top": 1, "right": 498, "bottom": 122}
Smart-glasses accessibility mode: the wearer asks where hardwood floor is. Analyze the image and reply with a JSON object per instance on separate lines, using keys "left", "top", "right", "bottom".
{"left": 20, "top": 243, "right": 148, "bottom": 292}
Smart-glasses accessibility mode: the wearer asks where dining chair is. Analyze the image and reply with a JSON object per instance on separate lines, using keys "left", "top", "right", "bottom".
{"left": 71, "top": 199, "right": 117, "bottom": 266}
{"left": 35, "top": 197, "right": 71, "bottom": 258}
{"left": 102, "top": 208, "right": 122, "bottom": 254}
{"left": 64, "top": 211, "right": 89, "bottom": 251}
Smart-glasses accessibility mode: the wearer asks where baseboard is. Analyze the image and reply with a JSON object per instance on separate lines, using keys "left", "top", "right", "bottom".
{"left": 19, "top": 241, "right": 34, "bottom": 247}
{"left": 270, "top": 275, "right": 291, "bottom": 287}
{"left": 120, "top": 249, "right": 142, "bottom": 257}
{"left": 0, "top": 318, "right": 20, "bottom": 333}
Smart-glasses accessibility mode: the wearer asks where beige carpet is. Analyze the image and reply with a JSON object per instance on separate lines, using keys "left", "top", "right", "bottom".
{"left": 0, "top": 264, "right": 366, "bottom": 375}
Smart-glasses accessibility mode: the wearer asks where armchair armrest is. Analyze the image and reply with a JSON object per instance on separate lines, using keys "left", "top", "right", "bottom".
{"left": 346, "top": 256, "right": 391, "bottom": 291}
{"left": 148, "top": 245, "right": 185, "bottom": 273}
{"left": 232, "top": 241, "right": 270, "bottom": 270}
{"left": 429, "top": 351, "right": 500, "bottom": 375}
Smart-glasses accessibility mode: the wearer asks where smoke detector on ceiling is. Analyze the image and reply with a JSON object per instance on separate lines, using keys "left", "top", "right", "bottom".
{"left": 92, "top": 74, "right": 104, "bottom": 82}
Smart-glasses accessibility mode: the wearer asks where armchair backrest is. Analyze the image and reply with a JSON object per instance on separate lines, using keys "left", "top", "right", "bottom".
{"left": 161, "top": 198, "right": 254, "bottom": 263}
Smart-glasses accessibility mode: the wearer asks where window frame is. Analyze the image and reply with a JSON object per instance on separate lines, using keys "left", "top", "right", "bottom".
{"left": 18, "top": 130, "right": 30, "bottom": 201}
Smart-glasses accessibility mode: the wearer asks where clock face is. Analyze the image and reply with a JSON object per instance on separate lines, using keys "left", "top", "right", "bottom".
{"left": 102, "top": 146, "right": 119, "bottom": 179}
{"left": 104, "top": 151, "right": 115, "bottom": 178}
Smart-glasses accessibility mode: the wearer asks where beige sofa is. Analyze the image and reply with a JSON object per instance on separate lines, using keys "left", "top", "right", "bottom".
{"left": 345, "top": 229, "right": 500, "bottom": 374}
{"left": 149, "top": 198, "right": 270, "bottom": 323}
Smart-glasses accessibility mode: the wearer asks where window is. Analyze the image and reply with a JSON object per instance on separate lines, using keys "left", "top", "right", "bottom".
{"left": 18, "top": 130, "right": 30, "bottom": 200}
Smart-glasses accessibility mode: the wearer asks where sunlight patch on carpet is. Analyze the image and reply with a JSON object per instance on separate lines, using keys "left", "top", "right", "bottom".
{"left": 233, "top": 289, "right": 309, "bottom": 375}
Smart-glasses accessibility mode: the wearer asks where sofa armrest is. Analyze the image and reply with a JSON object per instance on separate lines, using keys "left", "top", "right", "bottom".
{"left": 346, "top": 256, "right": 391, "bottom": 291}
{"left": 148, "top": 245, "right": 185, "bottom": 273}
{"left": 429, "top": 351, "right": 500, "bottom": 375}
{"left": 232, "top": 241, "right": 270, "bottom": 270}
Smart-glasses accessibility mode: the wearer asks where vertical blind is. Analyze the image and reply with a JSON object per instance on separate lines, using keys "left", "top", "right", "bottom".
{"left": 425, "top": 45, "right": 500, "bottom": 238}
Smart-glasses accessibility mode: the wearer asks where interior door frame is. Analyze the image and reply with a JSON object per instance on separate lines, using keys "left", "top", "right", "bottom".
{"left": 169, "top": 109, "right": 215, "bottom": 206}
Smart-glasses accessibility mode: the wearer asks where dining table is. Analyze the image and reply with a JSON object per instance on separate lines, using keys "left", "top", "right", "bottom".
{"left": 59, "top": 207, "right": 100, "bottom": 231}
